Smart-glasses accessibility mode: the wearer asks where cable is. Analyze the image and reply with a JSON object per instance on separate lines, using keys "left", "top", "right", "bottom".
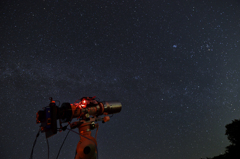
{"left": 74, "top": 99, "right": 81, "bottom": 105}
{"left": 29, "top": 128, "right": 41, "bottom": 159}
{"left": 56, "top": 129, "right": 71, "bottom": 159}
{"left": 67, "top": 128, "right": 98, "bottom": 159}
{"left": 46, "top": 138, "right": 49, "bottom": 159}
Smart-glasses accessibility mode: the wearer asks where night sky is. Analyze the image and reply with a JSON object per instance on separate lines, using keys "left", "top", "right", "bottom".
{"left": 1, "top": 1, "right": 240, "bottom": 159}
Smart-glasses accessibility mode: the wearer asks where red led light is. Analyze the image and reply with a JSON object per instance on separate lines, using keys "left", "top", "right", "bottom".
{"left": 81, "top": 99, "right": 87, "bottom": 108}
{"left": 81, "top": 104, "right": 87, "bottom": 108}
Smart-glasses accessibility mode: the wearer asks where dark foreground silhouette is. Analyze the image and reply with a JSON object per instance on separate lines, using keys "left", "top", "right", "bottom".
{"left": 202, "top": 119, "right": 240, "bottom": 159}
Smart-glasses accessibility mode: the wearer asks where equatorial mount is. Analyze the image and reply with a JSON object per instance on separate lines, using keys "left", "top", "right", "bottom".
{"left": 32, "top": 96, "right": 122, "bottom": 159}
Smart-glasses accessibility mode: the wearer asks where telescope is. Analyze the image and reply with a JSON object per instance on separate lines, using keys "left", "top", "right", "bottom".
{"left": 35, "top": 96, "right": 122, "bottom": 159}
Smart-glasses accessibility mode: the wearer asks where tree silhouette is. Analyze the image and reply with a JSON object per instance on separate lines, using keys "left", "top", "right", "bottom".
{"left": 203, "top": 119, "right": 240, "bottom": 159}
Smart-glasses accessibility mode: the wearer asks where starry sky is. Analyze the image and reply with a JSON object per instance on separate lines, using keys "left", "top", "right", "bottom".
{"left": 1, "top": 0, "right": 240, "bottom": 159}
